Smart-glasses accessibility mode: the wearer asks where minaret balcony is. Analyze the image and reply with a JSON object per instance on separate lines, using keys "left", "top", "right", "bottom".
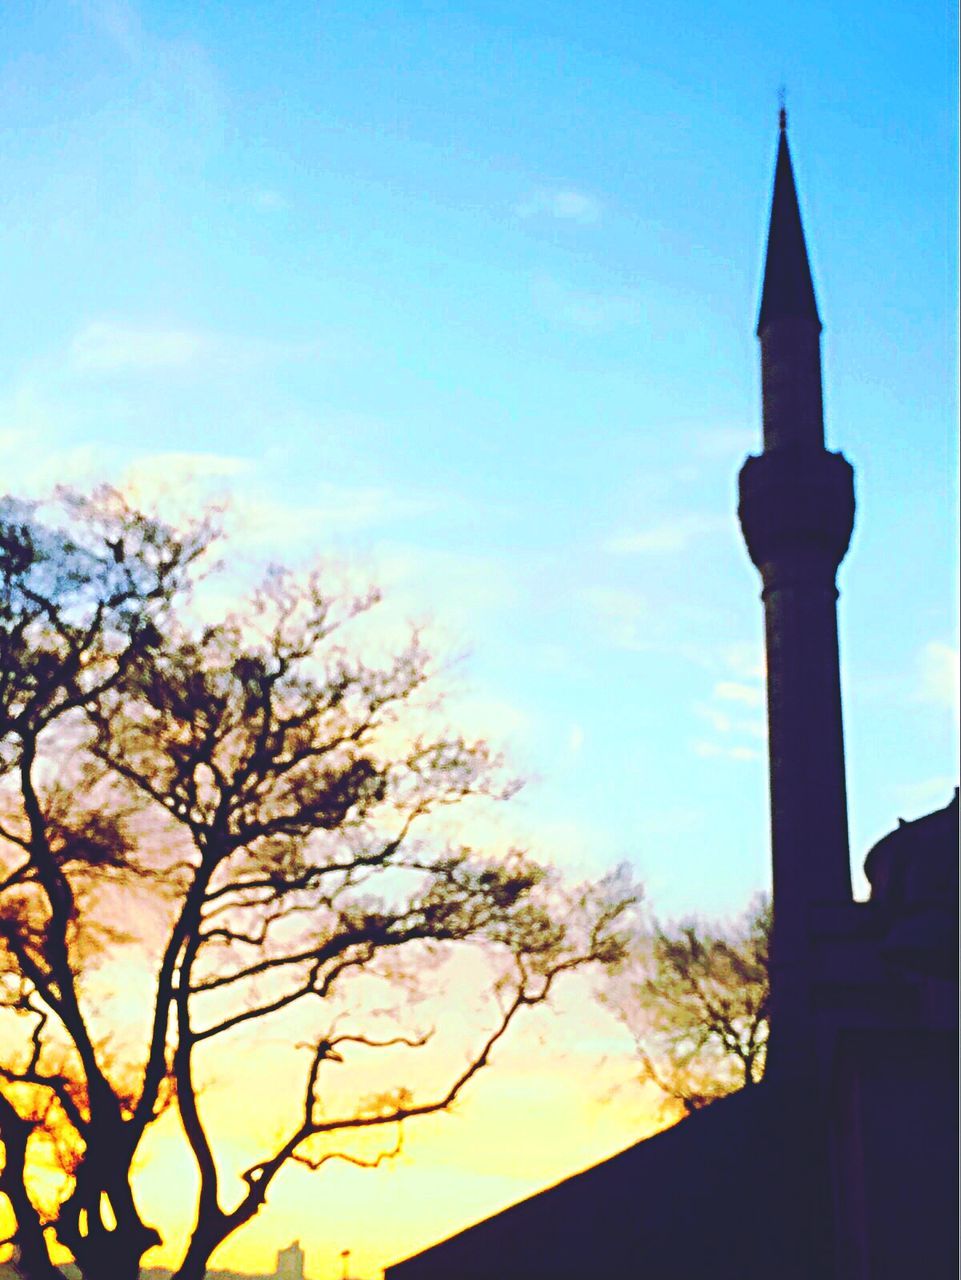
{"left": 738, "top": 447, "right": 855, "bottom": 581}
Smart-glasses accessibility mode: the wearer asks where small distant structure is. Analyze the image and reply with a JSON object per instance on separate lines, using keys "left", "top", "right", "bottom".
{"left": 276, "top": 1240, "right": 305, "bottom": 1280}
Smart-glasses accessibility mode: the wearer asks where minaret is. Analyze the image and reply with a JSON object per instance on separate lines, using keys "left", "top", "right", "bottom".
{"left": 738, "top": 111, "right": 856, "bottom": 1080}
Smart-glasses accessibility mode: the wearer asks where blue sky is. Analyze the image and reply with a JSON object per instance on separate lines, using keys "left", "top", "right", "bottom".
{"left": 1, "top": 0, "right": 957, "bottom": 916}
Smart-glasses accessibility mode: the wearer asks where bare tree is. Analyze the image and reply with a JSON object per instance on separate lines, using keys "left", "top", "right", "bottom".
{"left": 604, "top": 896, "right": 770, "bottom": 1116}
{"left": 0, "top": 489, "right": 635, "bottom": 1280}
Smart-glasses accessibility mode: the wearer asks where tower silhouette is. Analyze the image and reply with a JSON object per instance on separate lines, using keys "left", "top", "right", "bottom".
{"left": 738, "top": 110, "right": 856, "bottom": 1080}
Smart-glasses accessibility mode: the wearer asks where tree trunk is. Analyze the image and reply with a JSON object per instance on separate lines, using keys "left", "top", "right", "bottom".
{"left": 70, "top": 1232, "right": 152, "bottom": 1280}
{"left": 0, "top": 1096, "right": 65, "bottom": 1280}
{"left": 75, "top": 1255, "right": 142, "bottom": 1280}
{"left": 6, "top": 1239, "right": 64, "bottom": 1280}
{"left": 172, "top": 1227, "right": 221, "bottom": 1280}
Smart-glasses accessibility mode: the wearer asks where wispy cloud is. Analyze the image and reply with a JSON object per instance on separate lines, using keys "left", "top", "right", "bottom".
{"left": 694, "top": 701, "right": 765, "bottom": 739}
{"left": 231, "top": 489, "right": 437, "bottom": 554}
{"left": 70, "top": 323, "right": 212, "bottom": 373}
{"left": 917, "top": 640, "right": 960, "bottom": 716}
{"left": 689, "top": 649, "right": 766, "bottom": 762}
{"left": 687, "top": 426, "right": 757, "bottom": 459}
{"left": 0, "top": 383, "right": 101, "bottom": 493}
{"left": 515, "top": 189, "right": 603, "bottom": 224}
{"left": 604, "top": 513, "right": 727, "bottom": 555}
{"left": 892, "top": 775, "right": 958, "bottom": 817}
{"left": 251, "top": 188, "right": 289, "bottom": 212}
{"left": 714, "top": 680, "right": 764, "bottom": 708}
{"left": 533, "top": 277, "right": 641, "bottom": 331}
{"left": 78, "top": 0, "right": 226, "bottom": 171}
{"left": 722, "top": 642, "right": 766, "bottom": 681}
{"left": 580, "top": 587, "right": 647, "bottom": 651}
{"left": 692, "top": 741, "right": 761, "bottom": 763}
{"left": 68, "top": 321, "right": 340, "bottom": 376}
{"left": 122, "top": 452, "right": 252, "bottom": 508}
{"left": 371, "top": 543, "right": 521, "bottom": 647}
{"left": 78, "top": 0, "right": 144, "bottom": 58}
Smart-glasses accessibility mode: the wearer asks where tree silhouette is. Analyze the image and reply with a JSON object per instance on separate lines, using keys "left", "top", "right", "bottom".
{"left": 605, "top": 897, "right": 770, "bottom": 1116}
{"left": 0, "top": 489, "right": 635, "bottom": 1280}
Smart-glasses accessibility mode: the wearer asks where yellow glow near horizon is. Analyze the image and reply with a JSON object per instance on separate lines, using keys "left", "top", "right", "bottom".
{"left": 5, "top": 994, "right": 660, "bottom": 1280}
{"left": 136, "top": 1055, "right": 660, "bottom": 1280}
{"left": 1, "top": 841, "right": 650, "bottom": 1280}
{"left": 119, "top": 977, "right": 662, "bottom": 1280}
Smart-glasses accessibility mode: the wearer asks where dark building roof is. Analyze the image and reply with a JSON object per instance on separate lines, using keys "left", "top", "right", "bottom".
{"left": 863, "top": 789, "right": 960, "bottom": 979}
{"left": 757, "top": 113, "right": 822, "bottom": 335}
{"left": 386, "top": 786, "right": 961, "bottom": 1280}
{"left": 386, "top": 1083, "right": 833, "bottom": 1280}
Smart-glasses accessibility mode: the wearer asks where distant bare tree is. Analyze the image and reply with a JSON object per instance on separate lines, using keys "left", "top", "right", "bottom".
{"left": 605, "top": 897, "right": 770, "bottom": 1116}
{"left": 0, "top": 489, "right": 635, "bottom": 1280}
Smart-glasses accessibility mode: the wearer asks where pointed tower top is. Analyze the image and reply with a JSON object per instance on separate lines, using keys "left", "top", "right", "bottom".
{"left": 756, "top": 116, "right": 821, "bottom": 335}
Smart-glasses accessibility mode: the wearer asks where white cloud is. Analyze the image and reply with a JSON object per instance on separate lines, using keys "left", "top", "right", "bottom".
{"left": 126, "top": 452, "right": 250, "bottom": 483}
{"left": 371, "top": 543, "right": 520, "bottom": 645}
{"left": 692, "top": 741, "right": 761, "bottom": 762}
{"left": 121, "top": 452, "right": 253, "bottom": 513}
{"left": 690, "top": 658, "right": 766, "bottom": 763}
{"left": 232, "top": 489, "right": 435, "bottom": 551}
{"left": 688, "top": 426, "right": 757, "bottom": 459}
{"left": 78, "top": 0, "right": 144, "bottom": 58}
{"left": 70, "top": 322, "right": 213, "bottom": 373}
{"left": 67, "top": 321, "right": 341, "bottom": 376}
{"left": 6, "top": 442, "right": 102, "bottom": 494}
{"left": 251, "top": 188, "right": 289, "bottom": 212}
{"left": 694, "top": 703, "right": 765, "bottom": 740}
{"left": 604, "top": 513, "right": 727, "bottom": 555}
{"left": 533, "top": 276, "right": 641, "bottom": 332}
{"left": 445, "top": 691, "right": 532, "bottom": 752}
{"left": 78, "top": 0, "right": 225, "bottom": 156}
{"left": 0, "top": 384, "right": 100, "bottom": 493}
{"left": 580, "top": 587, "right": 647, "bottom": 651}
{"left": 722, "top": 642, "right": 766, "bottom": 682}
{"left": 892, "top": 775, "right": 958, "bottom": 817}
{"left": 695, "top": 703, "right": 733, "bottom": 735}
{"left": 714, "top": 680, "right": 764, "bottom": 708}
{"left": 917, "top": 640, "right": 960, "bottom": 717}
{"left": 515, "top": 189, "right": 603, "bottom": 224}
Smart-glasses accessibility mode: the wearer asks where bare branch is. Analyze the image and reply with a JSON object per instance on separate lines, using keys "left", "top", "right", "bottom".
{"left": 0, "top": 489, "right": 637, "bottom": 1280}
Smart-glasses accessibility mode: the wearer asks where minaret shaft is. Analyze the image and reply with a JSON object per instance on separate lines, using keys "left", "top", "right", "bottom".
{"left": 739, "top": 119, "right": 855, "bottom": 1079}
{"left": 763, "top": 573, "right": 852, "bottom": 909}
{"left": 760, "top": 320, "right": 825, "bottom": 450}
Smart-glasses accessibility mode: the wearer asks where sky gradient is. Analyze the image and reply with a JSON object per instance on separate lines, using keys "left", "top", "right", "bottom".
{"left": 1, "top": 2, "right": 957, "bottom": 1276}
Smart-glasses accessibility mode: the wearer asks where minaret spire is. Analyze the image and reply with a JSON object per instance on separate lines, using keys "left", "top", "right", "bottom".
{"left": 757, "top": 113, "right": 821, "bottom": 335}
{"left": 752, "top": 112, "right": 829, "bottom": 454}
{"left": 738, "top": 116, "right": 856, "bottom": 1083}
